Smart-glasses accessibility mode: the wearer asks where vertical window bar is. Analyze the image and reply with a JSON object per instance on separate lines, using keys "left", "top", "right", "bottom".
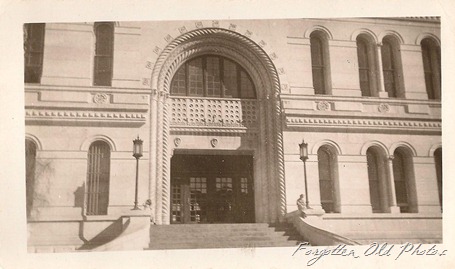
{"left": 86, "top": 142, "right": 110, "bottom": 215}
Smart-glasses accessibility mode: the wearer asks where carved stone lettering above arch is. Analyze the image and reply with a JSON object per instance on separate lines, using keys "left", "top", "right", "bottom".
{"left": 142, "top": 21, "right": 291, "bottom": 94}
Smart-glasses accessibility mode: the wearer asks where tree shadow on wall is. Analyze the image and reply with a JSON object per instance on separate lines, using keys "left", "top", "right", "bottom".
{"left": 74, "top": 184, "right": 85, "bottom": 208}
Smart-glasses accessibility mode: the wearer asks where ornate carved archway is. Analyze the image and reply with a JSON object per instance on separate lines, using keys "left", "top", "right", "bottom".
{"left": 150, "top": 28, "right": 285, "bottom": 224}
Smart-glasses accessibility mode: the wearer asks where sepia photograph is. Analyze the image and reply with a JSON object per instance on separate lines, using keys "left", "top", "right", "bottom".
{"left": 1, "top": 0, "right": 454, "bottom": 268}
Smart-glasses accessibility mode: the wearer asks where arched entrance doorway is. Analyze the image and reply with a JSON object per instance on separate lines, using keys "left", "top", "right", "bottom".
{"left": 150, "top": 28, "right": 285, "bottom": 224}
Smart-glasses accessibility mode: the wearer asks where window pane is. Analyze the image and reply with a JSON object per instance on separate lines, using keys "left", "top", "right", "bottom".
{"left": 393, "top": 151, "right": 409, "bottom": 210}
{"left": 318, "top": 148, "right": 335, "bottom": 213}
{"left": 24, "top": 23, "right": 45, "bottom": 83}
{"left": 311, "top": 35, "right": 326, "bottom": 95}
{"left": 367, "top": 150, "right": 381, "bottom": 211}
{"left": 381, "top": 42, "right": 394, "bottom": 70}
{"left": 240, "top": 70, "right": 255, "bottom": 98}
{"left": 312, "top": 68, "right": 325, "bottom": 94}
{"left": 421, "top": 39, "right": 441, "bottom": 100}
{"left": 434, "top": 148, "right": 442, "bottom": 209}
{"left": 223, "top": 59, "right": 238, "bottom": 98}
{"left": 359, "top": 69, "right": 370, "bottom": 96}
{"left": 95, "top": 24, "right": 114, "bottom": 55}
{"left": 357, "top": 39, "right": 371, "bottom": 96}
{"left": 94, "top": 23, "right": 114, "bottom": 86}
{"left": 25, "top": 66, "right": 42, "bottom": 83}
{"left": 171, "top": 65, "right": 187, "bottom": 95}
{"left": 25, "top": 140, "right": 37, "bottom": 219}
{"left": 424, "top": 73, "right": 435, "bottom": 99}
{"left": 188, "top": 58, "right": 204, "bottom": 96}
{"left": 206, "top": 57, "right": 221, "bottom": 97}
{"left": 383, "top": 70, "right": 396, "bottom": 97}
{"left": 357, "top": 40, "right": 369, "bottom": 68}
{"left": 421, "top": 43, "right": 432, "bottom": 73}
{"left": 86, "top": 141, "right": 111, "bottom": 215}
{"left": 310, "top": 37, "right": 324, "bottom": 66}
{"left": 94, "top": 56, "right": 113, "bottom": 86}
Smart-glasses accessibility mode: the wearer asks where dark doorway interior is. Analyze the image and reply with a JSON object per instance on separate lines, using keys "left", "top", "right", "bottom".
{"left": 170, "top": 154, "right": 255, "bottom": 224}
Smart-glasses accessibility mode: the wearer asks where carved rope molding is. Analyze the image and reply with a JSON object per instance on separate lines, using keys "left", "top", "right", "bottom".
{"left": 151, "top": 28, "right": 287, "bottom": 222}
{"left": 161, "top": 97, "right": 171, "bottom": 224}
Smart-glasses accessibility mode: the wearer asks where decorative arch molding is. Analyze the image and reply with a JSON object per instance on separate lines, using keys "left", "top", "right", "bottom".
{"left": 351, "top": 28, "right": 378, "bottom": 43}
{"left": 304, "top": 25, "right": 334, "bottom": 40}
{"left": 416, "top": 33, "right": 441, "bottom": 46}
{"left": 150, "top": 27, "right": 286, "bottom": 224}
{"left": 149, "top": 25, "right": 291, "bottom": 94}
{"left": 311, "top": 139, "right": 342, "bottom": 155}
{"left": 389, "top": 141, "right": 417, "bottom": 157}
{"left": 360, "top": 141, "right": 389, "bottom": 156}
{"left": 378, "top": 30, "right": 405, "bottom": 45}
{"left": 25, "top": 133, "right": 43, "bottom": 151}
{"left": 428, "top": 143, "right": 442, "bottom": 157}
{"left": 80, "top": 135, "right": 117, "bottom": 152}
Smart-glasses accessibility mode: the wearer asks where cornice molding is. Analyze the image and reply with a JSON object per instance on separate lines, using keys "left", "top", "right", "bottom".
{"left": 286, "top": 116, "right": 441, "bottom": 130}
{"left": 25, "top": 109, "right": 146, "bottom": 121}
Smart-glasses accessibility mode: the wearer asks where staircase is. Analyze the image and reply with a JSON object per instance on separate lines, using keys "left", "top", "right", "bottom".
{"left": 146, "top": 223, "right": 305, "bottom": 250}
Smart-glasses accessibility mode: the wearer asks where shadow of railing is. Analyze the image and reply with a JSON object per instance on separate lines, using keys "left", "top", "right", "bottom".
{"left": 78, "top": 218, "right": 128, "bottom": 250}
{"left": 285, "top": 210, "right": 360, "bottom": 246}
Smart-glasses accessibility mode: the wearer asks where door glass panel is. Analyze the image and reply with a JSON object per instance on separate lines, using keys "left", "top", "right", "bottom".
{"left": 189, "top": 177, "right": 207, "bottom": 223}
{"left": 215, "top": 177, "right": 233, "bottom": 223}
{"left": 171, "top": 179, "right": 183, "bottom": 223}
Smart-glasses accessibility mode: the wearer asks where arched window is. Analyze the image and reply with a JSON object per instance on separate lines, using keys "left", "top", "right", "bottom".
{"left": 434, "top": 148, "right": 442, "bottom": 210}
{"left": 421, "top": 38, "right": 441, "bottom": 100}
{"left": 25, "top": 140, "right": 37, "bottom": 219}
{"left": 310, "top": 31, "right": 331, "bottom": 95}
{"left": 317, "top": 146, "right": 339, "bottom": 213}
{"left": 170, "top": 55, "right": 256, "bottom": 99}
{"left": 366, "top": 147, "right": 388, "bottom": 213}
{"left": 24, "top": 23, "right": 45, "bottom": 83}
{"left": 392, "top": 148, "right": 417, "bottom": 213}
{"left": 86, "top": 141, "right": 111, "bottom": 215}
{"left": 381, "top": 36, "right": 403, "bottom": 98}
{"left": 94, "top": 22, "right": 114, "bottom": 86}
{"left": 356, "top": 35, "right": 378, "bottom": 97}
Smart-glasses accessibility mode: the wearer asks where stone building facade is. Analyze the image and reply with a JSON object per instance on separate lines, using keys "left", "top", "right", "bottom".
{"left": 24, "top": 18, "right": 442, "bottom": 251}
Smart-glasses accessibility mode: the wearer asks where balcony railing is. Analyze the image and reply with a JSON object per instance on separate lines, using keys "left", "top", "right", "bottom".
{"left": 170, "top": 97, "right": 258, "bottom": 128}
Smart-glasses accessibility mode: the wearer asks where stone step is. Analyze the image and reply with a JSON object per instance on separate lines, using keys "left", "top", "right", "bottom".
{"left": 150, "top": 228, "right": 300, "bottom": 236}
{"left": 147, "top": 223, "right": 304, "bottom": 250}
{"left": 149, "top": 223, "right": 269, "bottom": 230}
{"left": 146, "top": 240, "right": 302, "bottom": 250}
